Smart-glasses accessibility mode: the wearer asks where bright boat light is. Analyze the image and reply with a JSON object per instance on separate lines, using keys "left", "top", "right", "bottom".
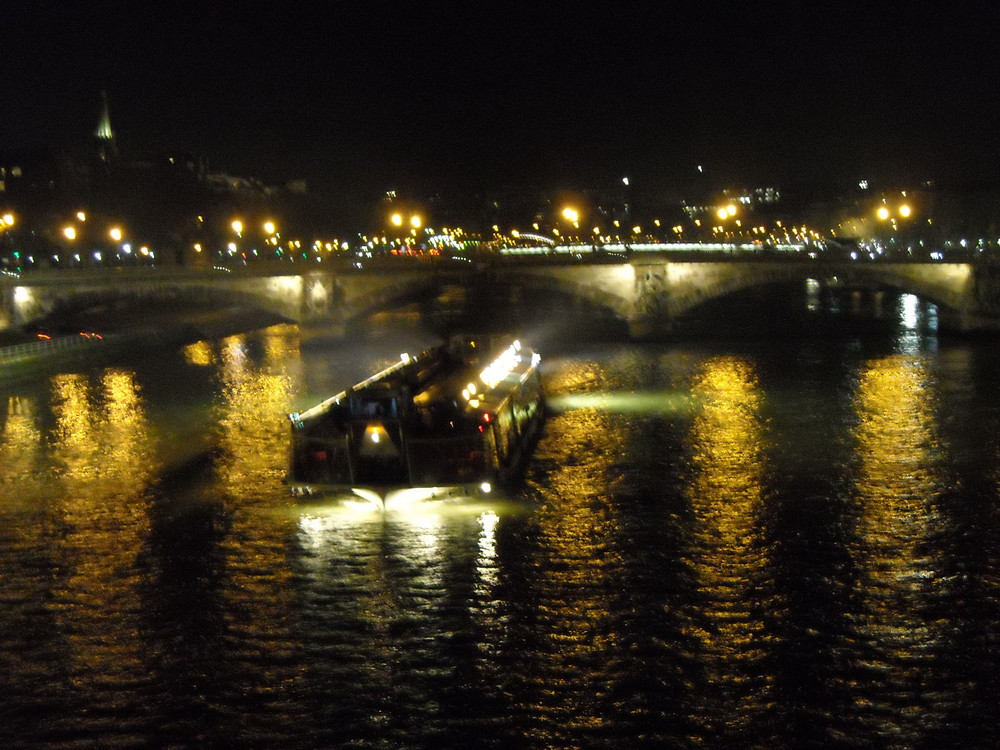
{"left": 365, "top": 424, "right": 387, "bottom": 443}
{"left": 351, "top": 487, "right": 384, "bottom": 509}
{"left": 480, "top": 343, "right": 523, "bottom": 389}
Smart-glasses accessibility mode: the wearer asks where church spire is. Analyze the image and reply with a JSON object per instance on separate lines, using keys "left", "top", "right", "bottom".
{"left": 94, "top": 90, "right": 117, "bottom": 163}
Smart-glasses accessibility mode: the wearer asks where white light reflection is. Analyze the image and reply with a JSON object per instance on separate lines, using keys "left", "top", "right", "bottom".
{"left": 896, "top": 293, "right": 937, "bottom": 356}
{"left": 901, "top": 293, "right": 919, "bottom": 330}
{"left": 351, "top": 487, "right": 385, "bottom": 509}
{"left": 805, "top": 278, "right": 821, "bottom": 312}
{"left": 476, "top": 510, "right": 500, "bottom": 589}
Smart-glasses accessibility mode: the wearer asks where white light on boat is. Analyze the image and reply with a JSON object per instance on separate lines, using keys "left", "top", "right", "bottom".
{"left": 365, "top": 424, "right": 388, "bottom": 443}
{"left": 480, "top": 344, "right": 523, "bottom": 389}
{"left": 480, "top": 482, "right": 492, "bottom": 494}
{"left": 351, "top": 487, "right": 384, "bottom": 509}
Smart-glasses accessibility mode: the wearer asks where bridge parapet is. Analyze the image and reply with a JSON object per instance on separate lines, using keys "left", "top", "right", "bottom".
{"left": 3, "top": 258, "right": 1000, "bottom": 339}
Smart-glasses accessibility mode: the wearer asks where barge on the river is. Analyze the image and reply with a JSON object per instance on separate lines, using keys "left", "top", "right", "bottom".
{"left": 287, "top": 336, "right": 545, "bottom": 503}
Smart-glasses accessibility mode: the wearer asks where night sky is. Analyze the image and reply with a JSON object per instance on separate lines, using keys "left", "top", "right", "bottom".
{"left": 4, "top": 1, "right": 999, "bottom": 196}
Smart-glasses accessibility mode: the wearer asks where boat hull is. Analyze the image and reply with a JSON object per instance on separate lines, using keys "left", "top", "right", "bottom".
{"left": 287, "top": 336, "right": 545, "bottom": 502}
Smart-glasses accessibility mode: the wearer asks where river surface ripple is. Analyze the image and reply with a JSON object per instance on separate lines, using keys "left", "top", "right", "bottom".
{"left": 2, "top": 297, "right": 1000, "bottom": 748}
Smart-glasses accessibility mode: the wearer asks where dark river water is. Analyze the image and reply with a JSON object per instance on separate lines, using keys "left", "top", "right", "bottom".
{"left": 3, "top": 286, "right": 1000, "bottom": 749}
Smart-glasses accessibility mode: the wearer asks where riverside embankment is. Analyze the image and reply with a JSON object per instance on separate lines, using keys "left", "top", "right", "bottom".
{"left": 0, "top": 306, "right": 288, "bottom": 386}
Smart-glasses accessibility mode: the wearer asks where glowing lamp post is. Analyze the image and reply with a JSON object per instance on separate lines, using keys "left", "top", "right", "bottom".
{"left": 561, "top": 207, "right": 580, "bottom": 243}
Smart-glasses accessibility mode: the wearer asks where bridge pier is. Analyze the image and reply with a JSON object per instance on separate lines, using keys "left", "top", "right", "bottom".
{"left": 938, "top": 308, "right": 1000, "bottom": 335}
{"left": 626, "top": 315, "right": 675, "bottom": 340}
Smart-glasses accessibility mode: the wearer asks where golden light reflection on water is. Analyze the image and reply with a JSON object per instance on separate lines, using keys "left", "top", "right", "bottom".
{"left": 215, "top": 327, "right": 298, "bottom": 493}
{"left": 182, "top": 339, "right": 215, "bottom": 366}
{"left": 208, "top": 325, "right": 305, "bottom": 727}
{"left": 1, "top": 396, "right": 41, "bottom": 490}
{"left": 684, "top": 356, "right": 769, "bottom": 734}
{"left": 849, "top": 354, "right": 947, "bottom": 745}
{"left": 45, "top": 368, "right": 156, "bottom": 694}
{"left": 521, "top": 389, "right": 625, "bottom": 739}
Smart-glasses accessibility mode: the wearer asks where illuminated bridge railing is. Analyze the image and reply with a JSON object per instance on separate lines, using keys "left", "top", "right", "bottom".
{"left": 498, "top": 242, "right": 807, "bottom": 256}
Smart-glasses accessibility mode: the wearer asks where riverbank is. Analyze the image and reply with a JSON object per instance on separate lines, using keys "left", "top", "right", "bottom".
{"left": 0, "top": 306, "right": 288, "bottom": 386}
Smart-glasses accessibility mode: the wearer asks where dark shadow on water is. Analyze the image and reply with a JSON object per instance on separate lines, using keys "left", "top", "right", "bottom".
{"left": 134, "top": 447, "right": 235, "bottom": 747}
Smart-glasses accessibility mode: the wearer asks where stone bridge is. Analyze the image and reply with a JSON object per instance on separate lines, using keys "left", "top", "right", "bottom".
{"left": 4, "top": 256, "right": 1000, "bottom": 339}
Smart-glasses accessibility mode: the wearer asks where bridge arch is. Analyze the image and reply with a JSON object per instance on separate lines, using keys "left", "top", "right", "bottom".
{"left": 7, "top": 272, "right": 305, "bottom": 329}
{"left": 332, "top": 266, "right": 635, "bottom": 335}
{"left": 628, "top": 260, "right": 977, "bottom": 329}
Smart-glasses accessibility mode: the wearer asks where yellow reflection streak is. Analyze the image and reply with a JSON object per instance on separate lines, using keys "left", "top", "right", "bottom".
{"left": 210, "top": 325, "right": 304, "bottom": 733}
{"left": 849, "top": 354, "right": 947, "bottom": 744}
{"left": 183, "top": 339, "right": 215, "bottom": 366}
{"left": 522, "top": 401, "right": 623, "bottom": 738}
{"left": 0, "top": 394, "right": 52, "bottom": 697}
{"left": 1, "top": 396, "right": 42, "bottom": 488}
{"left": 684, "top": 356, "right": 770, "bottom": 735}
{"left": 46, "top": 368, "right": 156, "bottom": 692}
{"left": 51, "top": 373, "right": 97, "bottom": 480}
